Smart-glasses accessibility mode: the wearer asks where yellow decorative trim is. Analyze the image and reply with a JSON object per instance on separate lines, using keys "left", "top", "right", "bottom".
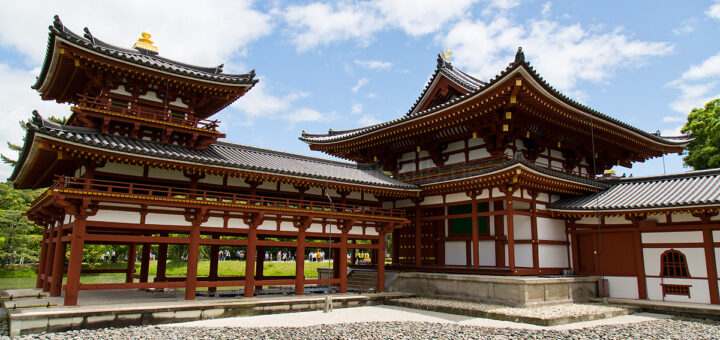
{"left": 72, "top": 106, "right": 221, "bottom": 134}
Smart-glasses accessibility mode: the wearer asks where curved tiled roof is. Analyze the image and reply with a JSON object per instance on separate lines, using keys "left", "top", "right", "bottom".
{"left": 548, "top": 168, "right": 720, "bottom": 211}
{"left": 33, "top": 16, "right": 257, "bottom": 90}
{"left": 10, "top": 112, "right": 418, "bottom": 191}
{"left": 300, "top": 48, "right": 690, "bottom": 147}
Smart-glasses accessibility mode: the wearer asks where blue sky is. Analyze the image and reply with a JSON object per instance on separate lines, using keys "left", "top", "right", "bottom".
{"left": 1, "top": 0, "right": 719, "bottom": 180}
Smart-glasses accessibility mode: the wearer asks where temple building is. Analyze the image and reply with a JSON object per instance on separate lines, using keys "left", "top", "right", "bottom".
{"left": 11, "top": 17, "right": 720, "bottom": 307}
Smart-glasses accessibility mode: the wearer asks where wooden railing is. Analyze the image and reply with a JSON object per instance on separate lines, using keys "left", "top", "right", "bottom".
{"left": 397, "top": 154, "right": 511, "bottom": 182}
{"left": 50, "top": 176, "right": 406, "bottom": 220}
{"left": 75, "top": 95, "right": 220, "bottom": 132}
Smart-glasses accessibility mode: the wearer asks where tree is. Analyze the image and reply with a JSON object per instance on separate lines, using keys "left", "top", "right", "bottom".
{"left": 682, "top": 98, "right": 720, "bottom": 170}
{"left": 0, "top": 182, "right": 44, "bottom": 266}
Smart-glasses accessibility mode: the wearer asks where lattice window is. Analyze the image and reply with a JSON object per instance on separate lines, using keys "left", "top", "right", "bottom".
{"left": 661, "top": 284, "right": 691, "bottom": 297}
{"left": 661, "top": 249, "right": 690, "bottom": 278}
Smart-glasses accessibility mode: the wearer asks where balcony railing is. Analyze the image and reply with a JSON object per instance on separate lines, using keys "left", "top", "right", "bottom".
{"left": 75, "top": 95, "right": 220, "bottom": 132}
{"left": 397, "top": 154, "right": 511, "bottom": 182}
{"left": 49, "top": 176, "right": 406, "bottom": 221}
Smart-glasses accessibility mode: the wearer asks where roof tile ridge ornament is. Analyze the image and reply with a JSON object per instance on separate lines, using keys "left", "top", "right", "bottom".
{"left": 437, "top": 50, "right": 452, "bottom": 69}
{"left": 132, "top": 31, "right": 159, "bottom": 55}
{"left": 514, "top": 46, "right": 525, "bottom": 64}
{"left": 83, "top": 27, "right": 95, "bottom": 44}
{"left": 52, "top": 15, "right": 64, "bottom": 32}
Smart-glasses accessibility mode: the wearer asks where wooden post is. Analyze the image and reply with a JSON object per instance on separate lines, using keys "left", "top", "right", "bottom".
{"left": 506, "top": 197, "right": 515, "bottom": 271}
{"left": 126, "top": 243, "right": 137, "bottom": 283}
{"left": 50, "top": 226, "right": 65, "bottom": 297}
{"left": 339, "top": 222, "right": 351, "bottom": 293}
{"left": 255, "top": 237, "right": 265, "bottom": 291}
{"left": 377, "top": 229, "right": 386, "bottom": 292}
{"left": 185, "top": 219, "right": 201, "bottom": 300}
{"left": 43, "top": 226, "right": 57, "bottom": 292}
{"left": 530, "top": 197, "right": 539, "bottom": 269}
{"left": 139, "top": 241, "right": 151, "bottom": 283}
{"left": 155, "top": 232, "right": 168, "bottom": 282}
{"left": 493, "top": 201, "right": 505, "bottom": 267}
{"left": 64, "top": 216, "right": 87, "bottom": 306}
{"left": 208, "top": 234, "right": 220, "bottom": 294}
{"left": 36, "top": 227, "right": 50, "bottom": 288}
{"left": 633, "top": 229, "right": 648, "bottom": 299}
{"left": 703, "top": 228, "right": 720, "bottom": 304}
{"left": 295, "top": 226, "right": 307, "bottom": 295}
{"left": 244, "top": 227, "right": 258, "bottom": 297}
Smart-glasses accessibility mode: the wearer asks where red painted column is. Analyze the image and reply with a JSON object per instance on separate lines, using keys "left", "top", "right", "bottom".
{"left": 185, "top": 220, "right": 201, "bottom": 300}
{"left": 493, "top": 201, "right": 505, "bottom": 267}
{"left": 530, "top": 198, "right": 539, "bottom": 269}
{"left": 633, "top": 229, "right": 647, "bottom": 299}
{"left": 339, "top": 229, "right": 349, "bottom": 293}
{"left": 208, "top": 234, "right": 220, "bottom": 294}
{"left": 506, "top": 197, "right": 515, "bottom": 272}
{"left": 155, "top": 232, "right": 168, "bottom": 282}
{"left": 244, "top": 226, "right": 258, "bottom": 297}
{"left": 126, "top": 243, "right": 137, "bottom": 283}
{"left": 36, "top": 227, "right": 50, "bottom": 288}
{"left": 255, "top": 236, "right": 265, "bottom": 291}
{"left": 295, "top": 227, "right": 306, "bottom": 295}
{"left": 139, "top": 241, "right": 151, "bottom": 283}
{"left": 377, "top": 230, "right": 386, "bottom": 292}
{"left": 50, "top": 226, "right": 66, "bottom": 297}
{"left": 703, "top": 228, "right": 720, "bottom": 304}
{"left": 43, "top": 226, "right": 57, "bottom": 292}
{"left": 64, "top": 216, "right": 87, "bottom": 306}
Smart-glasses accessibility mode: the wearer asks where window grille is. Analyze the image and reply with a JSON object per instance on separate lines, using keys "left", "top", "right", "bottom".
{"left": 660, "top": 249, "right": 690, "bottom": 278}
{"left": 661, "top": 284, "right": 691, "bottom": 297}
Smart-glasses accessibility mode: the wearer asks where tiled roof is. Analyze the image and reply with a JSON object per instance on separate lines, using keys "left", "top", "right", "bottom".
{"left": 299, "top": 48, "right": 690, "bottom": 147}
{"left": 548, "top": 169, "right": 720, "bottom": 211}
{"left": 33, "top": 16, "right": 257, "bottom": 90}
{"left": 10, "top": 112, "right": 418, "bottom": 191}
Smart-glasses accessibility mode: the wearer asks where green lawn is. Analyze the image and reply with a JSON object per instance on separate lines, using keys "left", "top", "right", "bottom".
{"left": 0, "top": 260, "right": 334, "bottom": 290}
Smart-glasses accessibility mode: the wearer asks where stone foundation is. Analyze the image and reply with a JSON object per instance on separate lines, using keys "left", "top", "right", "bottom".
{"left": 389, "top": 273, "right": 599, "bottom": 307}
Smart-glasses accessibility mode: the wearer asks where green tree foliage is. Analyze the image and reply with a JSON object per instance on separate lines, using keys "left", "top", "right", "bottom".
{"left": 682, "top": 98, "right": 720, "bottom": 170}
{"left": 0, "top": 182, "right": 44, "bottom": 267}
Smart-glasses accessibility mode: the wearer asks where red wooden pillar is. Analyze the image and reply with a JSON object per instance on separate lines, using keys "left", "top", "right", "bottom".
{"left": 126, "top": 243, "right": 137, "bottom": 283}
{"left": 339, "top": 226, "right": 350, "bottom": 293}
{"left": 506, "top": 197, "right": 515, "bottom": 271}
{"left": 155, "top": 232, "right": 168, "bottom": 282}
{"left": 185, "top": 219, "right": 201, "bottom": 300}
{"left": 43, "top": 226, "right": 57, "bottom": 292}
{"left": 50, "top": 226, "right": 66, "bottom": 297}
{"left": 36, "top": 227, "right": 50, "bottom": 288}
{"left": 64, "top": 216, "right": 87, "bottom": 306}
{"left": 493, "top": 201, "right": 505, "bottom": 267}
{"left": 244, "top": 226, "right": 258, "bottom": 297}
{"left": 255, "top": 237, "right": 265, "bottom": 291}
{"left": 530, "top": 197, "right": 539, "bottom": 269}
{"left": 377, "top": 229, "right": 386, "bottom": 292}
{"left": 208, "top": 234, "right": 220, "bottom": 294}
{"left": 703, "top": 228, "right": 720, "bottom": 304}
{"left": 295, "top": 226, "right": 307, "bottom": 295}
{"left": 633, "top": 229, "right": 648, "bottom": 299}
{"left": 139, "top": 241, "right": 151, "bottom": 283}
{"left": 470, "top": 191, "right": 479, "bottom": 268}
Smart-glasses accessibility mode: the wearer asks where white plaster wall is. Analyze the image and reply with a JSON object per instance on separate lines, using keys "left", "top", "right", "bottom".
{"left": 515, "top": 244, "right": 533, "bottom": 267}
{"left": 604, "top": 216, "right": 629, "bottom": 225}
{"left": 347, "top": 191, "right": 362, "bottom": 200}
{"left": 551, "top": 160, "right": 563, "bottom": 169}
{"left": 399, "top": 151, "right": 415, "bottom": 162}
{"left": 395, "top": 199, "right": 414, "bottom": 208}
{"left": 421, "top": 195, "right": 443, "bottom": 206}
{"left": 110, "top": 85, "right": 131, "bottom": 97}
{"left": 307, "top": 224, "right": 323, "bottom": 233}
{"left": 535, "top": 157, "right": 549, "bottom": 166}
{"left": 399, "top": 163, "right": 415, "bottom": 173}
{"left": 365, "top": 193, "right": 378, "bottom": 202}
{"left": 418, "top": 159, "right": 436, "bottom": 170}
{"left": 139, "top": 90, "right": 163, "bottom": 103}
{"left": 712, "top": 214, "right": 720, "bottom": 221}
{"left": 87, "top": 210, "right": 141, "bottom": 223}
{"left": 514, "top": 201, "right": 530, "bottom": 210}
{"left": 445, "top": 153, "right": 464, "bottom": 165}
{"left": 279, "top": 183, "right": 299, "bottom": 193}
{"left": 550, "top": 149, "right": 564, "bottom": 159}
{"left": 512, "top": 190, "right": 523, "bottom": 198}
{"left": 476, "top": 240, "right": 495, "bottom": 266}
{"left": 169, "top": 98, "right": 188, "bottom": 108}
{"left": 199, "top": 175, "right": 223, "bottom": 185}
{"left": 204, "top": 216, "right": 224, "bottom": 228}
{"left": 418, "top": 151, "right": 429, "bottom": 158}
{"left": 145, "top": 213, "right": 192, "bottom": 226}
{"left": 577, "top": 216, "right": 599, "bottom": 224}
{"left": 643, "top": 248, "right": 707, "bottom": 277}
{"left": 538, "top": 244, "right": 568, "bottom": 268}
{"left": 348, "top": 226, "right": 364, "bottom": 235}
{"left": 257, "top": 182, "right": 277, "bottom": 190}
{"left": 492, "top": 188, "right": 504, "bottom": 198}
{"left": 365, "top": 228, "right": 379, "bottom": 236}
{"left": 673, "top": 213, "right": 700, "bottom": 223}
{"left": 444, "top": 193, "right": 468, "bottom": 204}
{"left": 226, "top": 217, "right": 247, "bottom": 229}
{"left": 536, "top": 193, "right": 549, "bottom": 203}
{"left": 537, "top": 218, "right": 566, "bottom": 241}
{"left": 148, "top": 168, "right": 185, "bottom": 181}
{"left": 550, "top": 195, "right": 561, "bottom": 202}
{"left": 279, "top": 221, "right": 296, "bottom": 232}
{"left": 382, "top": 201, "right": 394, "bottom": 209}
{"left": 468, "top": 137, "right": 483, "bottom": 147}
{"left": 513, "top": 215, "right": 532, "bottom": 239}
{"left": 445, "top": 241, "right": 466, "bottom": 265}
{"left": 714, "top": 230, "right": 720, "bottom": 242}
{"left": 606, "top": 276, "right": 639, "bottom": 299}
{"left": 306, "top": 187, "right": 322, "bottom": 196}
{"left": 642, "top": 231, "right": 703, "bottom": 243}
{"left": 716, "top": 248, "right": 720, "bottom": 275}
{"left": 227, "top": 176, "right": 250, "bottom": 188}
{"left": 257, "top": 220, "right": 277, "bottom": 231}
{"left": 100, "top": 162, "right": 143, "bottom": 177}
{"left": 646, "top": 277, "right": 711, "bottom": 303}
{"left": 445, "top": 140, "right": 465, "bottom": 153}
{"left": 468, "top": 148, "right": 491, "bottom": 160}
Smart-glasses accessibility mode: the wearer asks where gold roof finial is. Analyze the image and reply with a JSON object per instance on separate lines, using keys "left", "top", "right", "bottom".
{"left": 441, "top": 50, "right": 452, "bottom": 61}
{"left": 132, "top": 30, "right": 158, "bottom": 53}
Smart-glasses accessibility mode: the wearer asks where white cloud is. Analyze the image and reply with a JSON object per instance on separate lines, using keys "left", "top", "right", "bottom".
{"left": 351, "top": 102, "right": 363, "bottom": 114}
{"left": 443, "top": 17, "right": 673, "bottom": 92}
{"left": 667, "top": 52, "right": 720, "bottom": 114}
{"left": 540, "top": 2, "right": 551, "bottom": 17}
{"left": 0, "top": 64, "right": 67, "bottom": 180}
{"left": 672, "top": 17, "right": 698, "bottom": 36}
{"left": 282, "top": 0, "right": 478, "bottom": 51}
{"left": 352, "top": 78, "right": 369, "bottom": 93}
{"left": 229, "top": 81, "right": 308, "bottom": 122}
{"left": 0, "top": 0, "right": 274, "bottom": 66}
{"left": 707, "top": 1, "right": 720, "bottom": 20}
{"left": 661, "top": 125, "right": 684, "bottom": 136}
{"left": 283, "top": 108, "right": 338, "bottom": 124}
{"left": 355, "top": 60, "right": 393, "bottom": 70}
{"left": 662, "top": 116, "right": 685, "bottom": 123}
{"left": 358, "top": 114, "right": 381, "bottom": 126}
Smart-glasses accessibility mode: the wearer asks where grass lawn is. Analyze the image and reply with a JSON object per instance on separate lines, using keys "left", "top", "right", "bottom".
{"left": 0, "top": 260, "right": 334, "bottom": 290}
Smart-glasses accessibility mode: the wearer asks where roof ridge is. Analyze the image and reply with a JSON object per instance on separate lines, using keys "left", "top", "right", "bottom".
{"left": 213, "top": 140, "right": 360, "bottom": 168}
{"left": 602, "top": 168, "right": 720, "bottom": 183}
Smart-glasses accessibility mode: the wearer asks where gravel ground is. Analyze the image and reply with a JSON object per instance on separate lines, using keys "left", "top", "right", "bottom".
{"left": 393, "top": 297, "right": 627, "bottom": 319}
{"left": 6, "top": 319, "right": 720, "bottom": 339}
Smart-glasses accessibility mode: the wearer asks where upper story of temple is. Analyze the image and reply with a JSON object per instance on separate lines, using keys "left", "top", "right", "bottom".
{"left": 33, "top": 15, "right": 257, "bottom": 150}
{"left": 300, "top": 49, "right": 691, "bottom": 185}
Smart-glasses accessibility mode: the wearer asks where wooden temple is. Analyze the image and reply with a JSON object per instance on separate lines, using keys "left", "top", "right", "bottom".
{"left": 12, "top": 17, "right": 720, "bottom": 306}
